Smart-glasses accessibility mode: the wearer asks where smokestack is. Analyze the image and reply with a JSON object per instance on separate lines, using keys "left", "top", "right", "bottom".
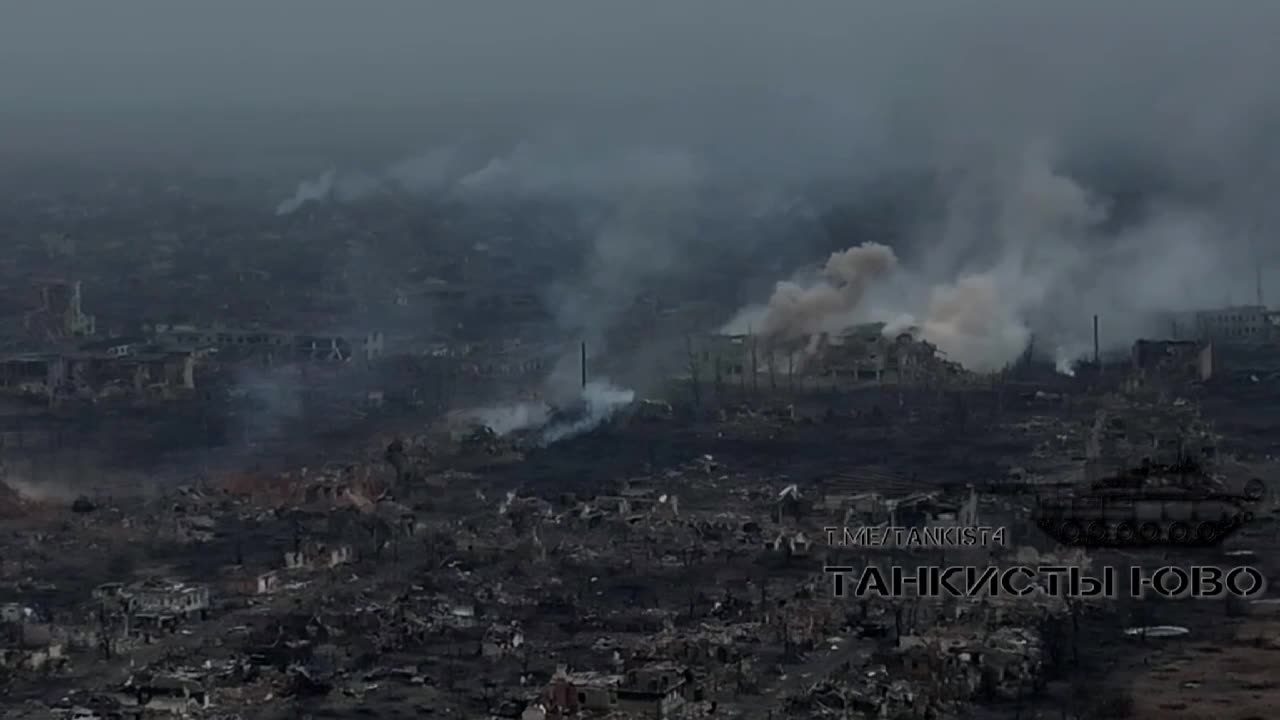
{"left": 1093, "top": 315, "right": 1100, "bottom": 366}
{"left": 580, "top": 341, "right": 587, "bottom": 389}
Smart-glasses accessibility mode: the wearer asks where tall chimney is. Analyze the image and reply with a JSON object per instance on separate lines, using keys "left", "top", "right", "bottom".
{"left": 580, "top": 341, "right": 587, "bottom": 389}
{"left": 1093, "top": 315, "right": 1100, "bottom": 366}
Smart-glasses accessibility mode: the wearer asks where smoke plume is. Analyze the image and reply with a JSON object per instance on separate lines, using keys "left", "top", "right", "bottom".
{"left": 275, "top": 169, "right": 336, "bottom": 215}
{"left": 541, "top": 380, "right": 635, "bottom": 445}
{"left": 725, "top": 242, "right": 898, "bottom": 341}
{"left": 461, "top": 379, "right": 635, "bottom": 446}
{"left": 915, "top": 275, "right": 1030, "bottom": 373}
{"left": 727, "top": 143, "right": 1249, "bottom": 374}
{"left": 465, "top": 401, "right": 550, "bottom": 437}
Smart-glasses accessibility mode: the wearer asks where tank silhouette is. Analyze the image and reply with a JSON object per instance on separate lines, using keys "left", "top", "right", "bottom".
{"left": 1033, "top": 455, "right": 1266, "bottom": 548}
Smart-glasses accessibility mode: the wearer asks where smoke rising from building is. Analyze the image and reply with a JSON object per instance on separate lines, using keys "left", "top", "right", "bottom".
{"left": 914, "top": 275, "right": 1031, "bottom": 373}
{"left": 724, "top": 243, "right": 898, "bottom": 343}
{"left": 726, "top": 145, "right": 1251, "bottom": 374}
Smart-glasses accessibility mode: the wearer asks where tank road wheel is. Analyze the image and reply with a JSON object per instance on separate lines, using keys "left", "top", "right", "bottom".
{"left": 1086, "top": 520, "right": 1109, "bottom": 544}
{"left": 1138, "top": 522, "right": 1161, "bottom": 543}
{"left": 1168, "top": 521, "right": 1192, "bottom": 543}
{"left": 1244, "top": 478, "right": 1266, "bottom": 502}
{"left": 1244, "top": 511, "right": 1256, "bottom": 523}
{"left": 1196, "top": 521, "right": 1220, "bottom": 544}
{"left": 1059, "top": 521, "right": 1085, "bottom": 544}
{"left": 1114, "top": 521, "right": 1138, "bottom": 544}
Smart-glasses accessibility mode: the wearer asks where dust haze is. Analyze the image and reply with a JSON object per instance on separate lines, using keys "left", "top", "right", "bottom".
{"left": 4, "top": 2, "right": 1280, "bottom": 372}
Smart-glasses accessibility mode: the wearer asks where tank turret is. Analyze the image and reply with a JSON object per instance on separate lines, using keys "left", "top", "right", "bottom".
{"left": 1033, "top": 454, "right": 1266, "bottom": 548}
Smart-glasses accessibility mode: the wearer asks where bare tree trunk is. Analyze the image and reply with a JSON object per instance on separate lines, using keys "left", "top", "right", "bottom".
{"left": 750, "top": 333, "right": 759, "bottom": 395}
{"left": 685, "top": 335, "right": 702, "bottom": 410}
{"left": 714, "top": 357, "right": 723, "bottom": 403}
{"left": 768, "top": 343, "right": 777, "bottom": 391}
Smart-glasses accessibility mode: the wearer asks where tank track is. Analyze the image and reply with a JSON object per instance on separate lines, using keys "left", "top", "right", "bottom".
{"left": 1033, "top": 509, "right": 1255, "bottom": 548}
{"left": 1033, "top": 478, "right": 1266, "bottom": 549}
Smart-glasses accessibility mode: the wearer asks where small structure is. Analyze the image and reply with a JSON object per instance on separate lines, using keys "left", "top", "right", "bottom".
{"left": 617, "top": 663, "right": 690, "bottom": 718}
{"left": 327, "top": 544, "right": 355, "bottom": 567}
{"left": 1131, "top": 339, "right": 1213, "bottom": 383}
{"left": 544, "top": 667, "right": 624, "bottom": 715}
{"left": 125, "top": 581, "right": 209, "bottom": 630}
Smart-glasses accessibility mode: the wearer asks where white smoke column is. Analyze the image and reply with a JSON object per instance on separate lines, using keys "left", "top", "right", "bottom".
{"left": 465, "top": 401, "right": 551, "bottom": 436}
{"left": 1054, "top": 352, "right": 1077, "bottom": 376}
{"left": 750, "top": 242, "right": 898, "bottom": 341}
{"left": 541, "top": 380, "right": 635, "bottom": 445}
{"left": 918, "top": 274, "right": 1030, "bottom": 373}
{"left": 276, "top": 168, "right": 337, "bottom": 215}
{"left": 902, "top": 145, "right": 1110, "bottom": 371}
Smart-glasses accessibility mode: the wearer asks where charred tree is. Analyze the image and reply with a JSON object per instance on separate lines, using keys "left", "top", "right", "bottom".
{"left": 750, "top": 333, "right": 759, "bottom": 394}
{"left": 685, "top": 335, "right": 702, "bottom": 411}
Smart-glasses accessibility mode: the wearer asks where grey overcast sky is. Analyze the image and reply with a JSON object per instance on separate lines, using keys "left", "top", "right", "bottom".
{"left": 1, "top": 1, "right": 1278, "bottom": 169}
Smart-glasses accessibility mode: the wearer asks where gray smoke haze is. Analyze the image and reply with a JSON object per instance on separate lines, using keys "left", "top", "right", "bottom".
{"left": 743, "top": 146, "right": 1251, "bottom": 373}
{"left": 464, "top": 401, "right": 551, "bottom": 438}
{"left": 7, "top": 3, "right": 1278, "bottom": 176}
{"left": 461, "top": 379, "right": 635, "bottom": 446}
{"left": 7, "top": 3, "right": 1280, "bottom": 369}
{"left": 272, "top": 142, "right": 705, "bottom": 215}
{"left": 232, "top": 366, "right": 304, "bottom": 444}
{"left": 881, "top": 145, "right": 1251, "bottom": 371}
{"left": 540, "top": 381, "right": 635, "bottom": 445}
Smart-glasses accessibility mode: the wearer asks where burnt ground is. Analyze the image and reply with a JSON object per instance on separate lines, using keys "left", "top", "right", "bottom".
{"left": 6, "top": 376, "right": 1276, "bottom": 719}
{"left": 485, "top": 393, "right": 1057, "bottom": 499}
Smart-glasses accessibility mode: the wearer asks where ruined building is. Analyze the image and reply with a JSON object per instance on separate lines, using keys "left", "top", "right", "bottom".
{"left": 686, "top": 322, "right": 962, "bottom": 391}
{"left": 23, "top": 279, "right": 96, "bottom": 340}
{"left": 1130, "top": 339, "right": 1213, "bottom": 385}
{"left": 152, "top": 324, "right": 385, "bottom": 364}
{"left": 1170, "top": 305, "right": 1280, "bottom": 345}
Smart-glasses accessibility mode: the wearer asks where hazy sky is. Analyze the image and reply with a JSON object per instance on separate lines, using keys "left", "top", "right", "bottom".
{"left": 2, "top": 3, "right": 1275, "bottom": 126}
{"left": 4, "top": 2, "right": 1280, "bottom": 368}
{"left": 2, "top": 2, "right": 1278, "bottom": 180}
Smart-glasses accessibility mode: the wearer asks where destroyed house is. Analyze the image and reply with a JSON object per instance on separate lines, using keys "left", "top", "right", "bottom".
{"left": 0, "top": 353, "right": 63, "bottom": 394}
{"left": 222, "top": 568, "right": 280, "bottom": 596}
{"left": 64, "top": 347, "right": 199, "bottom": 393}
{"left": 21, "top": 279, "right": 96, "bottom": 339}
{"left": 545, "top": 669, "right": 623, "bottom": 713}
{"left": 154, "top": 325, "right": 385, "bottom": 363}
{"left": 687, "top": 324, "right": 954, "bottom": 389}
{"left": 0, "top": 343, "right": 200, "bottom": 398}
{"left": 1131, "top": 339, "right": 1213, "bottom": 382}
{"left": 616, "top": 663, "right": 691, "bottom": 718}
{"left": 810, "top": 325, "right": 896, "bottom": 382}
{"left": 124, "top": 674, "right": 209, "bottom": 713}
{"left": 125, "top": 581, "right": 209, "bottom": 622}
